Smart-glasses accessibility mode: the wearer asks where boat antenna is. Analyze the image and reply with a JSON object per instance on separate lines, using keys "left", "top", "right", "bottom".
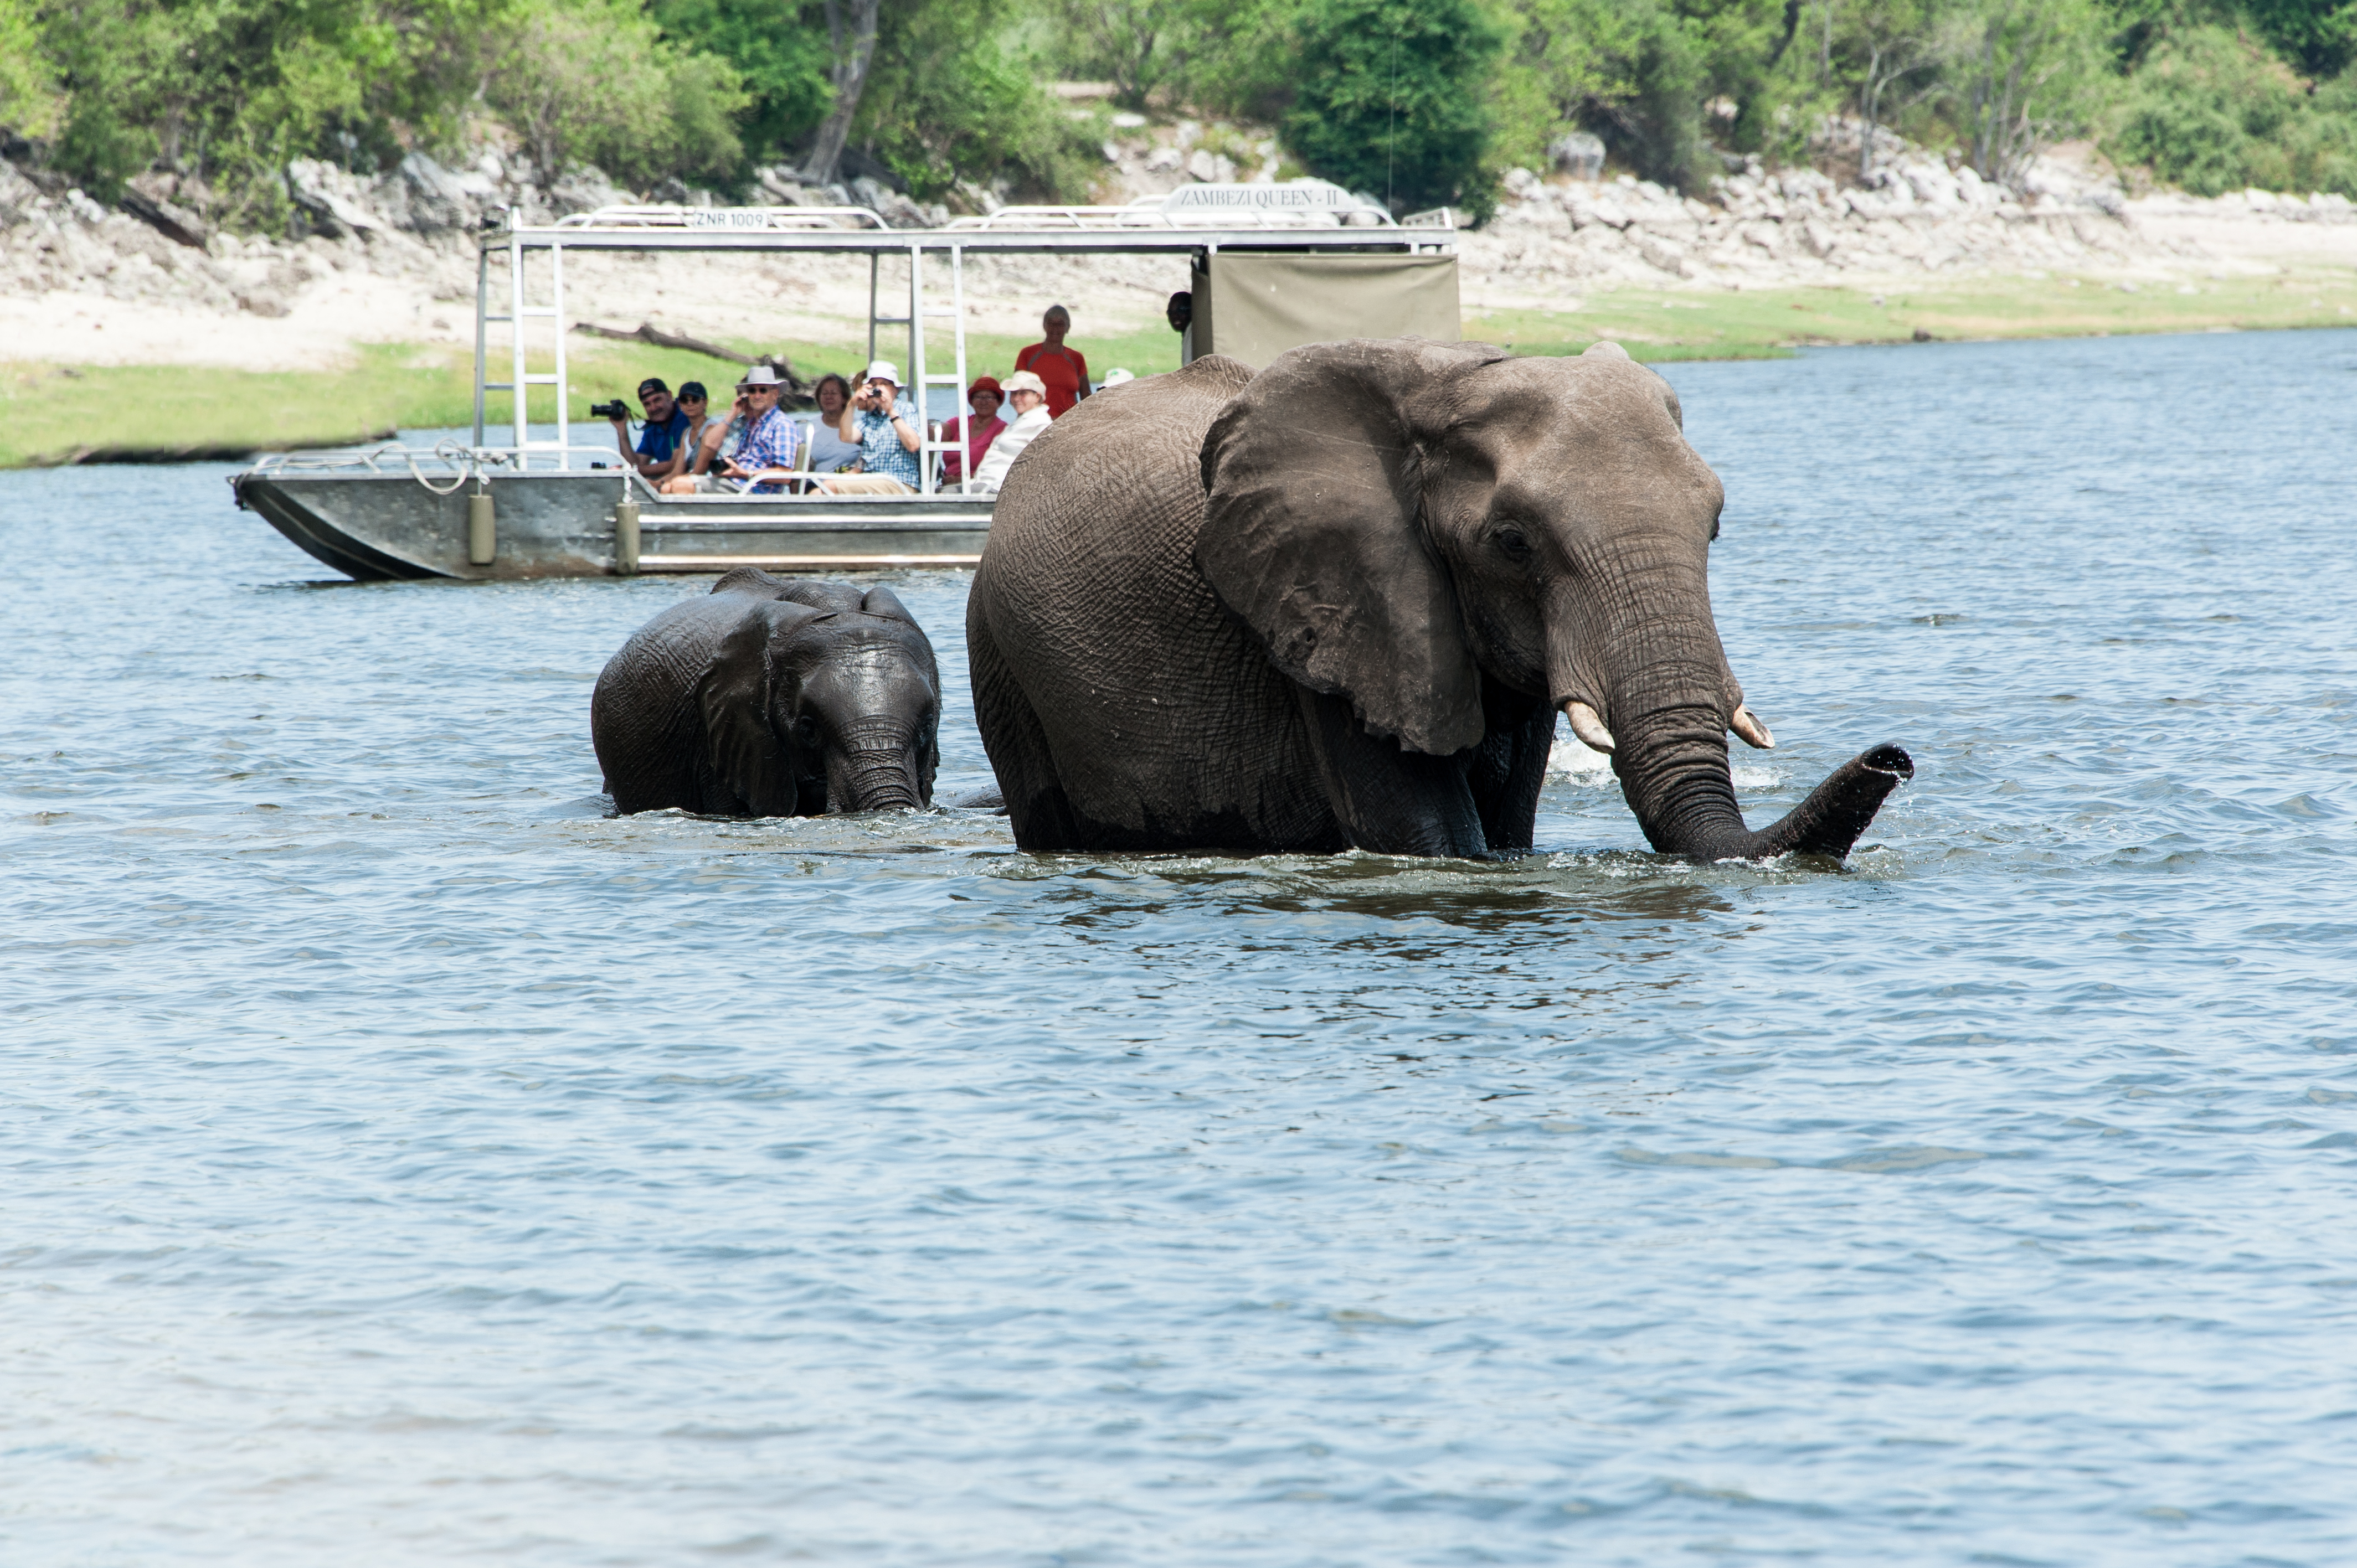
{"left": 1387, "top": 14, "right": 1399, "bottom": 213}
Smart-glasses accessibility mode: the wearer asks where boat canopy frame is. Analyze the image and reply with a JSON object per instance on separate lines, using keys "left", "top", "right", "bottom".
{"left": 472, "top": 198, "right": 1457, "bottom": 491}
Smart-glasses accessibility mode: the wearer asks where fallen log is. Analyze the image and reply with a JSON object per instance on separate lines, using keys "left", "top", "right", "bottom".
{"left": 571, "top": 321, "right": 814, "bottom": 403}
{"left": 573, "top": 319, "right": 754, "bottom": 364}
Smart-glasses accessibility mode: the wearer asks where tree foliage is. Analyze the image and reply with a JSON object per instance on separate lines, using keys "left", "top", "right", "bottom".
{"left": 1279, "top": 0, "right": 1504, "bottom": 217}
{"left": 6, "top": 0, "right": 2357, "bottom": 229}
{"left": 2108, "top": 19, "right": 2357, "bottom": 193}
{"left": 852, "top": 0, "right": 1104, "bottom": 200}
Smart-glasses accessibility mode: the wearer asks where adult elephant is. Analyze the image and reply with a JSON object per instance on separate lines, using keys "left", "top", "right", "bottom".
{"left": 594, "top": 568, "right": 939, "bottom": 816}
{"left": 966, "top": 339, "right": 1911, "bottom": 859}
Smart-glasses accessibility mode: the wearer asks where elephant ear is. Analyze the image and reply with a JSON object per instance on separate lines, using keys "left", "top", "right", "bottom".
{"left": 1196, "top": 338, "right": 1509, "bottom": 756}
{"left": 858, "top": 584, "right": 916, "bottom": 624}
{"left": 696, "top": 601, "right": 820, "bottom": 815}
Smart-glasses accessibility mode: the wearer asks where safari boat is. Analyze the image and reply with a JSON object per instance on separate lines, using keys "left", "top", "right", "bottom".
{"left": 230, "top": 187, "right": 1461, "bottom": 581}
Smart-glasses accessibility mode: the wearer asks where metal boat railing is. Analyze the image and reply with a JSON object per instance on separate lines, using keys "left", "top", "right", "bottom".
{"left": 240, "top": 441, "right": 988, "bottom": 504}
{"left": 246, "top": 440, "right": 622, "bottom": 496}
{"left": 944, "top": 201, "right": 1401, "bottom": 231}
{"left": 550, "top": 205, "right": 891, "bottom": 232}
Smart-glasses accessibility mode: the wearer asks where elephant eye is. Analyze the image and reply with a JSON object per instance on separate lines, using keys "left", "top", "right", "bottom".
{"left": 1494, "top": 524, "right": 1533, "bottom": 561}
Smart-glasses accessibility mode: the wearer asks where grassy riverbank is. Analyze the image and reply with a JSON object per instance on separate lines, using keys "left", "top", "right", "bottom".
{"left": 6, "top": 270, "right": 2353, "bottom": 466}
{"left": 1476, "top": 265, "right": 2357, "bottom": 360}
{"left": 0, "top": 324, "right": 1192, "bottom": 468}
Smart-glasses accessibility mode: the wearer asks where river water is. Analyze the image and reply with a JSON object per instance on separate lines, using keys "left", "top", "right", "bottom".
{"left": 5, "top": 329, "right": 2354, "bottom": 1566}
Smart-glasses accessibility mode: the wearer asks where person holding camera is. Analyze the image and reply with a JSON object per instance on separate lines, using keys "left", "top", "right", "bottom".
{"left": 602, "top": 378, "right": 692, "bottom": 481}
{"left": 660, "top": 365, "right": 800, "bottom": 494}
{"left": 817, "top": 360, "right": 922, "bottom": 495}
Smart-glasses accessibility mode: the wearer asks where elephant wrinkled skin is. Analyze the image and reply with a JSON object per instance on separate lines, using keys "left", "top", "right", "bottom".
{"left": 966, "top": 339, "right": 1911, "bottom": 860}
{"left": 594, "top": 568, "right": 940, "bottom": 816}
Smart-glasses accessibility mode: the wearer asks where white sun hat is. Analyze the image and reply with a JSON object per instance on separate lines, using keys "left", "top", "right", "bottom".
{"left": 1101, "top": 368, "right": 1135, "bottom": 388}
{"left": 863, "top": 359, "right": 902, "bottom": 386}
{"left": 1001, "top": 369, "right": 1048, "bottom": 396}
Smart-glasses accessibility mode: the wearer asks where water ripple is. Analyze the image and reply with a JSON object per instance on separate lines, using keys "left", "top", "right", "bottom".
{"left": 3, "top": 329, "right": 2356, "bottom": 1565}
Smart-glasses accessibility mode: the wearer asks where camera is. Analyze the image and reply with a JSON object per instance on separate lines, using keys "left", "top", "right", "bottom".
{"left": 589, "top": 399, "right": 631, "bottom": 420}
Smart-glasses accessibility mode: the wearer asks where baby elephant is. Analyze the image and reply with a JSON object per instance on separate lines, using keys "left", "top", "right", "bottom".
{"left": 593, "top": 568, "right": 940, "bottom": 816}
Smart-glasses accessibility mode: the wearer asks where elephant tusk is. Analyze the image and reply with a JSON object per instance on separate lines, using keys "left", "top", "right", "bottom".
{"left": 1562, "top": 700, "right": 1617, "bottom": 754}
{"left": 1730, "top": 704, "right": 1776, "bottom": 750}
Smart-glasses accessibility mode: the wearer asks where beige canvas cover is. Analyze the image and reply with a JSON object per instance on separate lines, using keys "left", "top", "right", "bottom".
{"left": 1190, "top": 252, "right": 1460, "bottom": 370}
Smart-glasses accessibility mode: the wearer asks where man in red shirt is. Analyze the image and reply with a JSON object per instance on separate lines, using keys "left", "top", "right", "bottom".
{"left": 1013, "top": 305, "right": 1090, "bottom": 417}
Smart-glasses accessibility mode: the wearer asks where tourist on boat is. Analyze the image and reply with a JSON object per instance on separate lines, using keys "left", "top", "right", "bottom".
{"left": 671, "top": 382, "right": 714, "bottom": 473}
{"left": 610, "top": 378, "right": 691, "bottom": 479}
{"left": 667, "top": 384, "right": 748, "bottom": 493}
{"left": 727, "top": 365, "right": 802, "bottom": 493}
{"left": 953, "top": 369, "right": 1051, "bottom": 495}
{"left": 804, "top": 374, "right": 861, "bottom": 476}
{"left": 817, "top": 360, "right": 922, "bottom": 495}
{"left": 938, "top": 375, "right": 1006, "bottom": 486}
{"left": 1014, "top": 306, "right": 1089, "bottom": 417}
{"left": 660, "top": 365, "right": 799, "bottom": 494}
{"left": 1166, "top": 291, "right": 1193, "bottom": 362}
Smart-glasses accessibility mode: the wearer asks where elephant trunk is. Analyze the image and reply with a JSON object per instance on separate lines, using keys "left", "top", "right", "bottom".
{"left": 1604, "top": 699, "right": 1911, "bottom": 862}
{"left": 1564, "top": 567, "right": 1910, "bottom": 862}
{"left": 827, "top": 715, "right": 927, "bottom": 812}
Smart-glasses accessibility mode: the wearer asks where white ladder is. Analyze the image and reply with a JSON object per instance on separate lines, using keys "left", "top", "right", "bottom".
{"left": 474, "top": 231, "right": 572, "bottom": 470}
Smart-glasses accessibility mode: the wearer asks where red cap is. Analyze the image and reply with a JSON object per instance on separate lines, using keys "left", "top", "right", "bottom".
{"left": 967, "top": 375, "right": 1003, "bottom": 400}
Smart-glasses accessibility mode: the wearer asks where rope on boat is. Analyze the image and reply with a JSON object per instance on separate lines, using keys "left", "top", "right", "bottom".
{"left": 402, "top": 440, "right": 492, "bottom": 497}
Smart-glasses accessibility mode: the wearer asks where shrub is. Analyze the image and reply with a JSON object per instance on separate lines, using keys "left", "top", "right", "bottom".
{"left": 651, "top": 0, "right": 833, "bottom": 166}
{"left": 853, "top": 0, "right": 1102, "bottom": 202}
{"left": 484, "top": 0, "right": 749, "bottom": 188}
{"left": 2106, "top": 22, "right": 2357, "bottom": 197}
{"left": 1280, "top": 0, "right": 1504, "bottom": 219}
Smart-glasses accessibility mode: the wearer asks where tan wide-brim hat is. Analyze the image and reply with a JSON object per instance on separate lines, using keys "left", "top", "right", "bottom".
{"left": 1001, "top": 370, "right": 1048, "bottom": 397}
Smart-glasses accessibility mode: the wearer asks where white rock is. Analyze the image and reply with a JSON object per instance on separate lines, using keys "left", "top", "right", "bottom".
{"left": 1636, "top": 234, "right": 1690, "bottom": 275}
{"left": 286, "top": 159, "right": 389, "bottom": 237}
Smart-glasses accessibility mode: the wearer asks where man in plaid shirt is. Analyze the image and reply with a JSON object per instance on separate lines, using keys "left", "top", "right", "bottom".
{"left": 725, "top": 365, "right": 799, "bottom": 494}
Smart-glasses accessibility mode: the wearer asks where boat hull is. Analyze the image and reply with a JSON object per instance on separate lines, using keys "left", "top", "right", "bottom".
{"left": 231, "top": 471, "right": 992, "bottom": 580}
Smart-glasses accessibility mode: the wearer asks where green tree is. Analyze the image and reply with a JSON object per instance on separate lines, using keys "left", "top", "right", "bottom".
{"left": 1056, "top": 0, "right": 1196, "bottom": 110}
{"left": 2106, "top": 20, "right": 2357, "bottom": 194}
{"left": 851, "top": 0, "right": 1100, "bottom": 200}
{"left": 1953, "top": 0, "right": 2107, "bottom": 184}
{"left": 482, "top": 0, "right": 747, "bottom": 187}
{"left": 2241, "top": 0, "right": 2357, "bottom": 79}
{"left": 1281, "top": 0, "right": 1504, "bottom": 217}
{"left": 0, "top": 0, "right": 63, "bottom": 139}
{"left": 1484, "top": 0, "right": 1654, "bottom": 174}
{"left": 652, "top": 0, "right": 834, "bottom": 165}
